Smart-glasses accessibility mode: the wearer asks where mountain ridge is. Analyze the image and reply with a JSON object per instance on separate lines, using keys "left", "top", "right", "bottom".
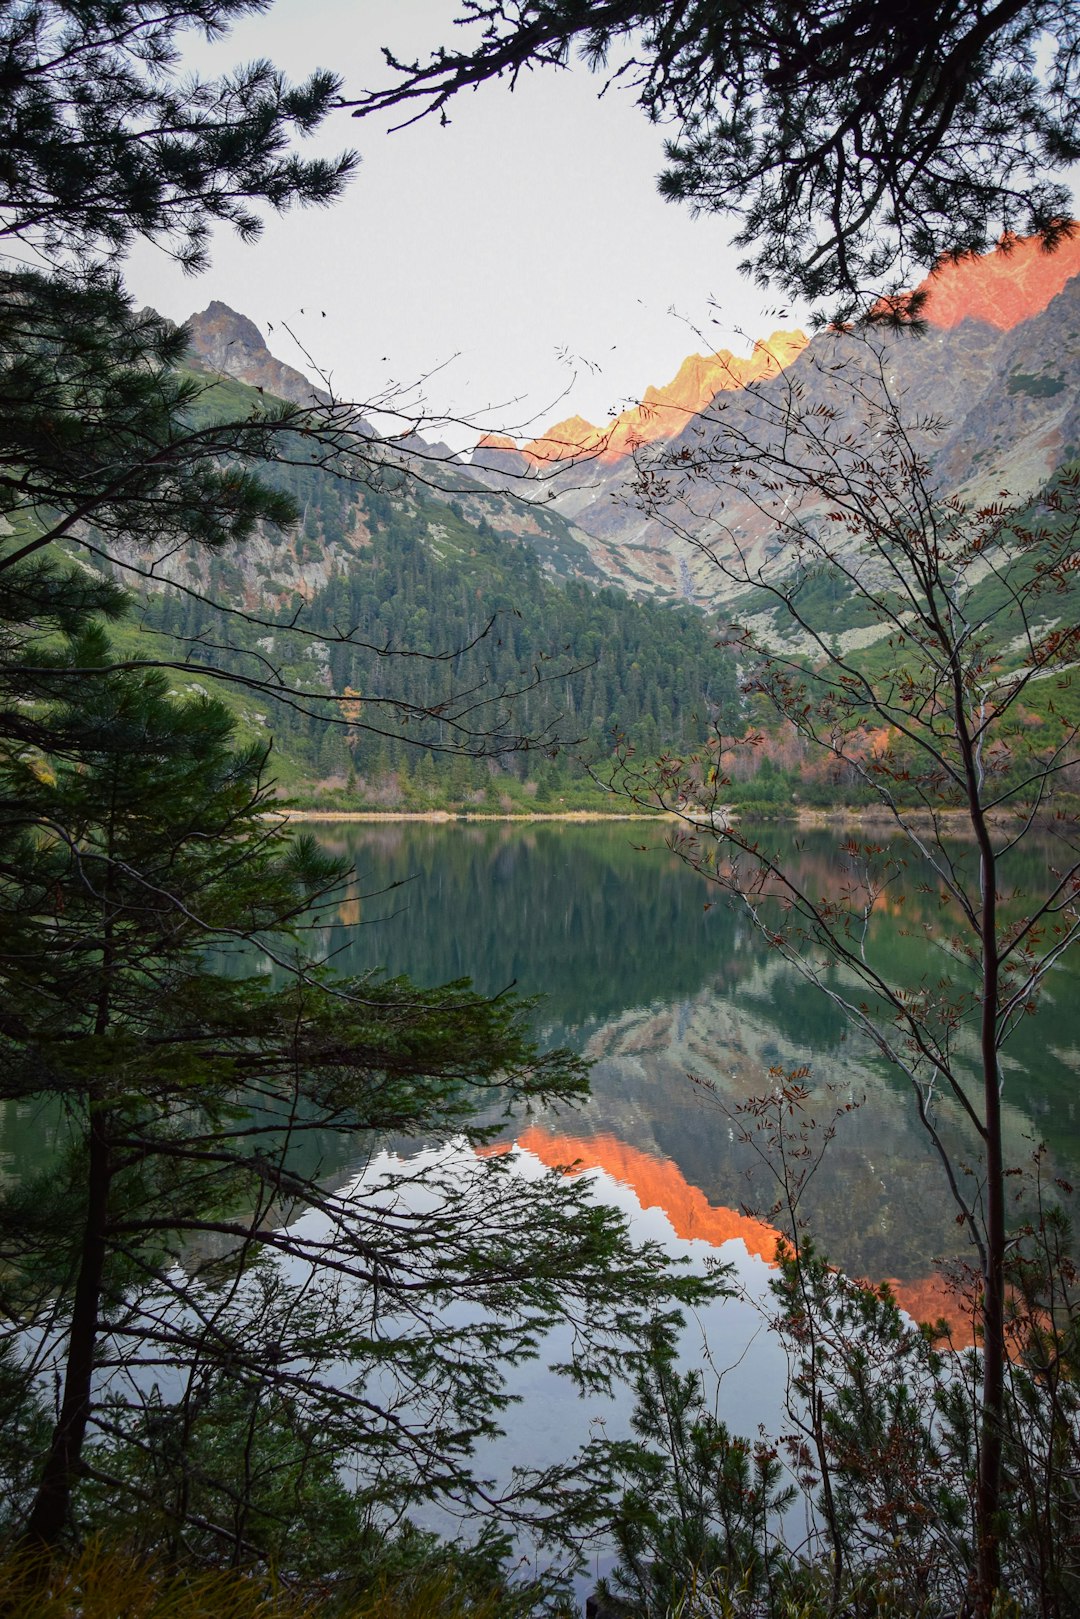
{"left": 477, "top": 328, "right": 810, "bottom": 468}
{"left": 475, "top": 235, "right": 1080, "bottom": 480}
{"left": 175, "top": 233, "right": 1080, "bottom": 618}
{"left": 185, "top": 300, "right": 332, "bottom": 406}
{"left": 518, "top": 235, "right": 1080, "bottom": 608}
{"left": 909, "top": 230, "right": 1080, "bottom": 330}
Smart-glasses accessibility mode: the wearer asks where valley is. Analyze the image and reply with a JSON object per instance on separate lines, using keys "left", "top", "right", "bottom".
{"left": 111, "top": 234, "right": 1080, "bottom": 815}
{"left": 6, "top": 4, "right": 1080, "bottom": 1611}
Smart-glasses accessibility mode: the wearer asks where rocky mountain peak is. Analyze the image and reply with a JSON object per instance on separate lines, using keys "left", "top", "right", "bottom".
{"left": 916, "top": 231, "right": 1080, "bottom": 330}
{"left": 498, "top": 232, "right": 1080, "bottom": 609}
{"left": 487, "top": 234, "right": 1080, "bottom": 481}
{"left": 501, "top": 327, "right": 810, "bottom": 469}
{"left": 184, "top": 302, "right": 329, "bottom": 406}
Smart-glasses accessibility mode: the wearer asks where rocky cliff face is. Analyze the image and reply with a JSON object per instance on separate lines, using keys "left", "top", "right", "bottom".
{"left": 173, "top": 302, "right": 608, "bottom": 601}
{"left": 184, "top": 301, "right": 331, "bottom": 406}
{"left": 913, "top": 231, "right": 1080, "bottom": 330}
{"left": 502, "top": 236, "right": 1080, "bottom": 607}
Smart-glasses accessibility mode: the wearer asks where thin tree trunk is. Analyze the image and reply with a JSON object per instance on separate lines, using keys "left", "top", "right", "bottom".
{"left": 972, "top": 820, "right": 1005, "bottom": 1615}
{"left": 951, "top": 672, "right": 1006, "bottom": 1615}
{"left": 976, "top": 1016, "right": 1006, "bottom": 1612}
{"left": 22, "top": 1107, "right": 111, "bottom": 1546}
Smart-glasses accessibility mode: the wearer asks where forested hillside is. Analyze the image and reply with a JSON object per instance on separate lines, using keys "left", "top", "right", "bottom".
{"left": 156, "top": 242, "right": 1080, "bottom": 813}
{"left": 125, "top": 305, "right": 1080, "bottom": 815}
{"left": 129, "top": 376, "right": 739, "bottom": 806}
{"left": 0, "top": 8, "right": 706, "bottom": 1599}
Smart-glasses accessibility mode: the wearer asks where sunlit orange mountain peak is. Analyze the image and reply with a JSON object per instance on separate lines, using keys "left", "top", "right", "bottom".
{"left": 478, "top": 329, "right": 809, "bottom": 470}
{"left": 473, "top": 432, "right": 520, "bottom": 455}
{"left": 522, "top": 414, "right": 608, "bottom": 464}
{"left": 913, "top": 231, "right": 1080, "bottom": 331}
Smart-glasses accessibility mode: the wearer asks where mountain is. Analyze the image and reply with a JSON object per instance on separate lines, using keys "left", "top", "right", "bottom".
{"left": 184, "top": 238, "right": 1080, "bottom": 620}
{"left": 186, "top": 301, "right": 332, "bottom": 406}
{"left": 182, "top": 301, "right": 614, "bottom": 594}
{"left": 118, "top": 312, "right": 740, "bottom": 802}
{"left": 156, "top": 241, "right": 1079, "bottom": 799}
{"left": 907, "top": 230, "right": 1080, "bottom": 330}
{"left": 477, "top": 328, "right": 809, "bottom": 469}
{"left": 474, "top": 235, "right": 1080, "bottom": 609}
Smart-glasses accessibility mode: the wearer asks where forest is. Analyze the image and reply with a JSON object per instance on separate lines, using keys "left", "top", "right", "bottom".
{"left": 137, "top": 459, "right": 740, "bottom": 808}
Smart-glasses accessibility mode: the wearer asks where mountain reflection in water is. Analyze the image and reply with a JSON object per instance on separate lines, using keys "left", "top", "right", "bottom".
{"left": 483, "top": 1126, "right": 975, "bottom": 1343}
{"left": 7, "top": 821, "right": 1070, "bottom": 1342}
{"left": 297, "top": 820, "right": 1080, "bottom": 1321}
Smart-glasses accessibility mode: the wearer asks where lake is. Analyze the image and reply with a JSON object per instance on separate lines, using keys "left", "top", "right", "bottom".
{"left": 4, "top": 817, "right": 1077, "bottom": 1582}
{"left": 287, "top": 819, "right": 1080, "bottom": 1302}
{"left": 254, "top": 815, "right": 1080, "bottom": 1580}
{"left": 9, "top": 818, "right": 1074, "bottom": 1278}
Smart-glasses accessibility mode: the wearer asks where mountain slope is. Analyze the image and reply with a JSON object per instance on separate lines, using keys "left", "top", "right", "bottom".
{"left": 156, "top": 253, "right": 1080, "bottom": 799}
{"left": 183, "top": 301, "right": 619, "bottom": 594}
{"left": 477, "top": 236, "right": 1080, "bottom": 608}
{"left": 112, "top": 330, "right": 737, "bottom": 801}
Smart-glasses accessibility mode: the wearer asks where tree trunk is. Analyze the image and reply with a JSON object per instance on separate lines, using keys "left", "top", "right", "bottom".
{"left": 973, "top": 832, "right": 1005, "bottom": 1616}
{"left": 949, "top": 674, "right": 1007, "bottom": 1616}
{"left": 23, "top": 1107, "right": 111, "bottom": 1546}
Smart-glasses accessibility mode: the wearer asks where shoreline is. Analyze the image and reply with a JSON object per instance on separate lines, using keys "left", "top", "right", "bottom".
{"left": 269, "top": 808, "right": 675, "bottom": 823}
{"left": 269, "top": 803, "right": 1040, "bottom": 829}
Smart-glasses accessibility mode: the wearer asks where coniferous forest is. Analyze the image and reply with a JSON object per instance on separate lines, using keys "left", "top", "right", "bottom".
{"left": 138, "top": 462, "right": 741, "bottom": 806}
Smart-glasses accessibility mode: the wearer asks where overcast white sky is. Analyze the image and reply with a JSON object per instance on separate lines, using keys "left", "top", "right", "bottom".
{"left": 124, "top": 0, "right": 810, "bottom": 444}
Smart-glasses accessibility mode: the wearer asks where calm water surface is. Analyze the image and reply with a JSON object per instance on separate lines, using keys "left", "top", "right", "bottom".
{"left": 273, "top": 816, "right": 1080, "bottom": 1567}
{"left": 294, "top": 820, "right": 1080, "bottom": 1294}
{"left": 6, "top": 820, "right": 1077, "bottom": 1317}
{"left": 4, "top": 820, "right": 1078, "bottom": 1575}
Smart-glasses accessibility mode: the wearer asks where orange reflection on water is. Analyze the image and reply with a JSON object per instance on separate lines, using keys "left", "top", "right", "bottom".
{"left": 503, "top": 1125, "right": 781, "bottom": 1263}
{"left": 483, "top": 1125, "right": 976, "bottom": 1344}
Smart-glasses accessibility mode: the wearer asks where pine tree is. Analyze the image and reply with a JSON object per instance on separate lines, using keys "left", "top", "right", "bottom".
{"left": 1, "top": 623, "right": 700, "bottom": 1552}
{"left": 0, "top": 2, "right": 711, "bottom": 1572}
{"left": 0, "top": 1, "right": 356, "bottom": 272}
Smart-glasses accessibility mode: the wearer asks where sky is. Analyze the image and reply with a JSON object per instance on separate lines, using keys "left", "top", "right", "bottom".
{"left": 124, "top": 0, "right": 811, "bottom": 447}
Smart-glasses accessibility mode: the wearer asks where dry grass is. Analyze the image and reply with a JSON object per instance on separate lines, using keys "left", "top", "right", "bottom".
{"left": 0, "top": 1545, "right": 515, "bottom": 1619}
